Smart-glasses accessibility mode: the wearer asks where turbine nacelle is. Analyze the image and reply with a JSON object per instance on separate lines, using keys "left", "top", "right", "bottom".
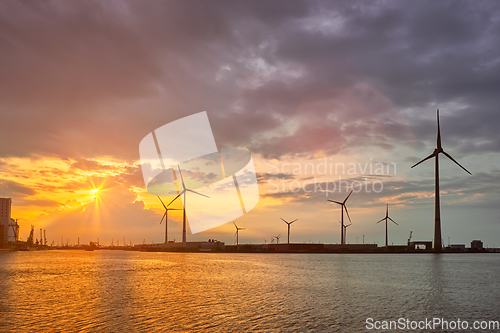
{"left": 281, "top": 218, "right": 298, "bottom": 225}
{"left": 411, "top": 110, "right": 471, "bottom": 175}
{"left": 233, "top": 221, "right": 245, "bottom": 231}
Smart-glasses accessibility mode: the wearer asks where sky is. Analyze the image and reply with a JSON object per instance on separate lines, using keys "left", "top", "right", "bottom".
{"left": 1, "top": 0, "right": 499, "bottom": 247}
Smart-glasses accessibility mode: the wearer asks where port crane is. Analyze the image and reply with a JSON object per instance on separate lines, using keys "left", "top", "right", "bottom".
{"left": 26, "top": 225, "right": 35, "bottom": 246}
{"left": 9, "top": 219, "right": 20, "bottom": 242}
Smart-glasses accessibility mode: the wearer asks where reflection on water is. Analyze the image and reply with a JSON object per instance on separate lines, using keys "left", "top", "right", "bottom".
{"left": 0, "top": 251, "right": 499, "bottom": 332}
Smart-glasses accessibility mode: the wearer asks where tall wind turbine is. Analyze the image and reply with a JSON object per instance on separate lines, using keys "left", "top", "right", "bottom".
{"left": 376, "top": 204, "right": 398, "bottom": 247}
{"left": 327, "top": 190, "right": 353, "bottom": 245}
{"left": 281, "top": 218, "right": 298, "bottom": 244}
{"left": 158, "top": 196, "right": 182, "bottom": 244}
{"left": 411, "top": 109, "right": 471, "bottom": 252}
{"left": 169, "top": 165, "right": 209, "bottom": 247}
{"left": 233, "top": 222, "right": 245, "bottom": 250}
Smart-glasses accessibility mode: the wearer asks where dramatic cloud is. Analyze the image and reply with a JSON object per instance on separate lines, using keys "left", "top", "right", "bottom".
{"left": 2, "top": 0, "right": 499, "bottom": 160}
{"left": 0, "top": 179, "right": 36, "bottom": 196}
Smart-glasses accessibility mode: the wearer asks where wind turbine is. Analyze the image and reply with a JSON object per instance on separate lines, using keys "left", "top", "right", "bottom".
{"left": 169, "top": 165, "right": 209, "bottom": 247}
{"left": 340, "top": 221, "right": 352, "bottom": 244}
{"left": 158, "top": 196, "right": 182, "bottom": 244}
{"left": 233, "top": 222, "right": 245, "bottom": 250}
{"left": 275, "top": 234, "right": 281, "bottom": 244}
{"left": 263, "top": 239, "right": 267, "bottom": 245}
{"left": 411, "top": 109, "right": 471, "bottom": 252}
{"left": 281, "top": 218, "right": 298, "bottom": 244}
{"left": 327, "top": 190, "right": 353, "bottom": 245}
{"left": 376, "top": 204, "right": 398, "bottom": 247}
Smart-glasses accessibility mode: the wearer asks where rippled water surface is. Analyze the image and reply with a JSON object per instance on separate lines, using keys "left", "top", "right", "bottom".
{"left": 0, "top": 251, "right": 499, "bottom": 332}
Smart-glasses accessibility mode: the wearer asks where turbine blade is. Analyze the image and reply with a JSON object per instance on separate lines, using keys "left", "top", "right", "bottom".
{"left": 187, "top": 189, "right": 210, "bottom": 198}
{"left": 388, "top": 217, "right": 398, "bottom": 225}
{"left": 376, "top": 217, "right": 385, "bottom": 224}
{"left": 343, "top": 190, "right": 354, "bottom": 204}
{"left": 344, "top": 206, "right": 352, "bottom": 223}
{"left": 240, "top": 228, "right": 246, "bottom": 230}
{"left": 290, "top": 219, "right": 298, "bottom": 224}
{"left": 177, "top": 165, "right": 186, "bottom": 190}
{"left": 160, "top": 212, "right": 166, "bottom": 224}
{"left": 437, "top": 109, "right": 442, "bottom": 150}
{"left": 442, "top": 151, "right": 472, "bottom": 175}
{"left": 386, "top": 204, "right": 388, "bottom": 217}
{"left": 411, "top": 152, "right": 436, "bottom": 168}
{"left": 233, "top": 221, "right": 238, "bottom": 229}
{"left": 327, "top": 200, "right": 343, "bottom": 205}
{"left": 158, "top": 196, "right": 167, "bottom": 210}
{"left": 167, "top": 194, "right": 181, "bottom": 207}
{"left": 280, "top": 218, "right": 287, "bottom": 223}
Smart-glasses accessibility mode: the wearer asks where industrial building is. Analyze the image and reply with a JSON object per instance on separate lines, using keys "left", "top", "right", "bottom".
{"left": 408, "top": 241, "right": 433, "bottom": 251}
{"left": 0, "top": 198, "right": 19, "bottom": 247}
{"left": 471, "top": 240, "right": 484, "bottom": 250}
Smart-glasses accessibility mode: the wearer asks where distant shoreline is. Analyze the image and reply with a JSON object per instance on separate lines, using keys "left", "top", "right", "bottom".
{"left": 6, "top": 247, "right": 497, "bottom": 255}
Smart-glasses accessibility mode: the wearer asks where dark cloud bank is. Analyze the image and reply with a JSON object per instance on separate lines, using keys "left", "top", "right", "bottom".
{"left": 1, "top": 0, "right": 499, "bottom": 160}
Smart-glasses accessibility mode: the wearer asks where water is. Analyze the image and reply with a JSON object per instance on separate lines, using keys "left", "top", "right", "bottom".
{"left": 0, "top": 251, "right": 499, "bottom": 332}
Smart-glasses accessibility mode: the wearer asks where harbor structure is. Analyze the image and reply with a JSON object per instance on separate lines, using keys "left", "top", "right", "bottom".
{"left": 0, "top": 198, "right": 19, "bottom": 247}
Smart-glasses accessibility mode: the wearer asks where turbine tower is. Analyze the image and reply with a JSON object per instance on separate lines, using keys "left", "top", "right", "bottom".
{"left": 327, "top": 190, "right": 353, "bottom": 245}
{"left": 411, "top": 109, "right": 471, "bottom": 252}
{"left": 233, "top": 222, "right": 245, "bottom": 250}
{"left": 376, "top": 204, "right": 398, "bottom": 247}
{"left": 169, "top": 165, "right": 209, "bottom": 247}
{"left": 158, "top": 196, "right": 182, "bottom": 244}
{"left": 281, "top": 218, "right": 298, "bottom": 244}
